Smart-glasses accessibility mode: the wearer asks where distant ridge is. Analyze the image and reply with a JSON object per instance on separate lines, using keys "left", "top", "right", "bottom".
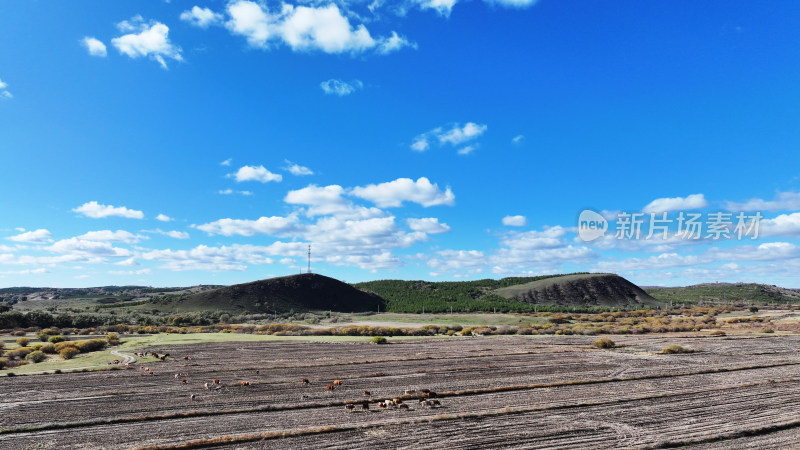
{"left": 646, "top": 282, "right": 800, "bottom": 304}
{"left": 153, "top": 273, "right": 384, "bottom": 313}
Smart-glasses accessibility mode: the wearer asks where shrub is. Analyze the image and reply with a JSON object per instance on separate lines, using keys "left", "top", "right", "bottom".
{"left": 48, "top": 335, "right": 65, "bottom": 344}
{"left": 749, "top": 306, "right": 759, "bottom": 313}
{"left": 371, "top": 336, "right": 388, "bottom": 344}
{"left": 709, "top": 330, "right": 726, "bottom": 336}
{"left": 12, "top": 330, "right": 26, "bottom": 336}
{"left": 16, "top": 337, "right": 29, "bottom": 347}
{"left": 0, "top": 358, "right": 7, "bottom": 369}
{"left": 762, "top": 328, "right": 775, "bottom": 333}
{"left": 662, "top": 344, "right": 693, "bottom": 354}
{"left": 26, "top": 350, "right": 46, "bottom": 363}
{"left": 592, "top": 338, "right": 615, "bottom": 349}
{"left": 40, "top": 343, "right": 56, "bottom": 354}
{"left": 74, "top": 339, "right": 106, "bottom": 353}
{"left": 59, "top": 347, "right": 80, "bottom": 360}
{"left": 106, "top": 333, "right": 120, "bottom": 345}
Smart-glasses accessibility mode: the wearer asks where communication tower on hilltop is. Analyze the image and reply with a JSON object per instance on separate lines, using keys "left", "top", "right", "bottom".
{"left": 307, "top": 244, "right": 311, "bottom": 274}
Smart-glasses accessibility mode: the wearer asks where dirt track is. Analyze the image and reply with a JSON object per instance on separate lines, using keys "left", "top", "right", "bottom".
{"left": 1, "top": 335, "right": 799, "bottom": 449}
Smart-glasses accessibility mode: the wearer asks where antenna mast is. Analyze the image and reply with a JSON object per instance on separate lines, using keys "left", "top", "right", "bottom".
{"left": 307, "top": 244, "right": 311, "bottom": 274}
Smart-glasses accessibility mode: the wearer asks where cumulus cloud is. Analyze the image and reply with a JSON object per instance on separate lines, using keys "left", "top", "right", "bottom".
{"left": 195, "top": 215, "right": 300, "bottom": 236}
{"left": 76, "top": 230, "right": 145, "bottom": 243}
{"left": 150, "top": 229, "right": 190, "bottom": 239}
{"left": 111, "top": 17, "right": 183, "bottom": 69}
{"left": 108, "top": 268, "right": 151, "bottom": 275}
{"left": 81, "top": 37, "right": 107, "bottom": 57}
{"left": 142, "top": 244, "right": 274, "bottom": 271}
{"left": 759, "top": 212, "right": 800, "bottom": 237}
{"left": 47, "top": 238, "right": 132, "bottom": 258}
{"left": 407, "top": 218, "right": 451, "bottom": 234}
{"left": 156, "top": 214, "right": 173, "bottom": 222}
{"left": 7, "top": 229, "right": 53, "bottom": 244}
{"left": 411, "top": 122, "right": 487, "bottom": 152}
{"left": 457, "top": 145, "right": 477, "bottom": 155}
{"left": 283, "top": 160, "right": 314, "bottom": 175}
{"left": 725, "top": 191, "right": 800, "bottom": 212}
{"left": 642, "top": 194, "right": 708, "bottom": 213}
{"left": 502, "top": 215, "right": 527, "bottom": 226}
{"left": 223, "top": 1, "right": 411, "bottom": 55}
{"left": 73, "top": 201, "right": 144, "bottom": 219}
{"left": 230, "top": 165, "right": 282, "bottom": 183}
{"left": 350, "top": 177, "right": 455, "bottom": 208}
{"left": 320, "top": 79, "right": 363, "bottom": 96}
{"left": 180, "top": 6, "right": 223, "bottom": 28}
{"left": 220, "top": 158, "right": 232, "bottom": 166}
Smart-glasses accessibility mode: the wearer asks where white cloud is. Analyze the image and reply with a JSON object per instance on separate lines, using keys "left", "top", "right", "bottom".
{"left": 500, "top": 226, "right": 567, "bottom": 250}
{"left": 760, "top": 212, "right": 800, "bottom": 237}
{"left": 218, "top": 189, "right": 253, "bottom": 195}
{"left": 350, "top": 177, "right": 455, "bottom": 208}
{"left": 0, "top": 78, "right": 12, "bottom": 99}
{"left": 195, "top": 215, "right": 300, "bottom": 236}
{"left": 438, "top": 122, "right": 487, "bottom": 145}
{"left": 0, "top": 268, "right": 48, "bottom": 275}
{"left": 428, "top": 250, "right": 485, "bottom": 272}
{"left": 230, "top": 165, "right": 282, "bottom": 183}
{"left": 512, "top": 134, "right": 524, "bottom": 145}
{"left": 725, "top": 191, "right": 800, "bottom": 212}
{"left": 180, "top": 6, "right": 223, "bottom": 28}
{"left": 7, "top": 229, "right": 53, "bottom": 244}
{"left": 109, "top": 268, "right": 151, "bottom": 275}
{"left": 320, "top": 79, "right": 363, "bottom": 96}
{"left": 156, "top": 213, "right": 173, "bottom": 222}
{"left": 407, "top": 217, "right": 451, "bottom": 234}
{"left": 155, "top": 229, "right": 190, "bottom": 240}
{"left": 224, "top": 1, "right": 409, "bottom": 55}
{"left": 457, "top": 145, "right": 477, "bottom": 155}
{"left": 412, "top": 122, "right": 487, "bottom": 152}
{"left": 111, "top": 17, "right": 183, "bottom": 69}
{"left": 73, "top": 201, "right": 144, "bottom": 219}
{"left": 81, "top": 37, "right": 107, "bottom": 57}
{"left": 220, "top": 158, "right": 232, "bottom": 166}
{"left": 284, "top": 160, "right": 314, "bottom": 175}
{"left": 48, "top": 238, "right": 132, "bottom": 258}
{"left": 142, "top": 244, "right": 275, "bottom": 271}
{"left": 642, "top": 193, "right": 708, "bottom": 213}
{"left": 76, "top": 230, "right": 145, "bottom": 243}
{"left": 414, "top": 0, "right": 458, "bottom": 17}
{"left": 502, "top": 215, "right": 527, "bottom": 227}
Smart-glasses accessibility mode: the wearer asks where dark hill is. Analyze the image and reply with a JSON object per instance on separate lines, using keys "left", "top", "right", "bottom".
{"left": 153, "top": 273, "right": 384, "bottom": 314}
{"left": 495, "top": 273, "right": 663, "bottom": 308}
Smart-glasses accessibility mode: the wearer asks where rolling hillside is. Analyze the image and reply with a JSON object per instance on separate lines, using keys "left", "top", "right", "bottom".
{"left": 150, "top": 273, "right": 384, "bottom": 314}
{"left": 494, "top": 273, "right": 663, "bottom": 308}
{"left": 645, "top": 283, "right": 800, "bottom": 304}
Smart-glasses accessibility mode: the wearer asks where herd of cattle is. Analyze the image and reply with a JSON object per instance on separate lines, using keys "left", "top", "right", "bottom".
{"left": 131, "top": 351, "right": 443, "bottom": 412}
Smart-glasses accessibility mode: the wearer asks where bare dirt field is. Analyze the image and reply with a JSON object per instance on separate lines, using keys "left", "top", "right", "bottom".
{"left": 2, "top": 334, "right": 800, "bottom": 449}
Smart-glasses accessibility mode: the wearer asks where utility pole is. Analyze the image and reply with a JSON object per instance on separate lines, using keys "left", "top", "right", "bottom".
{"left": 307, "top": 244, "right": 311, "bottom": 274}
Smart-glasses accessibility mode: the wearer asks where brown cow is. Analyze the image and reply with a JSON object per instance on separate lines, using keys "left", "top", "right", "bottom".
{"left": 183, "top": 355, "right": 191, "bottom": 360}
{"left": 345, "top": 404, "right": 355, "bottom": 411}
{"left": 301, "top": 378, "right": 310, "bottom": 384}
{"left": 240, "top": 381, "right": 250, "bottom": 386}
{"left": 333, "top": 380, "right": 343, "bottom": 386}
{"left": 398, "top": 403, "right": 410, "bottom": 410}
{"left": 363, "top": 390, "right": 371, "bottom": 396}
{"left": 325, "top": 385, "right": 336, "bottom": 391}
{"left": 181, "top": 379, "right": 187, "bottom": 384}
{"left": 361, "top": 401, "right": 370, "bottom": 411}
{"left": 213, "top": 379, "right": 220, "bottom": 384}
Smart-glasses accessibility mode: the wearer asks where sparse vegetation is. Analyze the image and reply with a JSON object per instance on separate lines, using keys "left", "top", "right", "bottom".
{"left": 25, "top": 350, "right": 46, "bottom": 363}
{"left": 371, "top": 336, "right": 387, "bottom": 344}
{"left": 59, "top": 347, "right": 79, "bottom": 360}
{"left": 592, "top": 338, "right": 615, "bottom": 349}
{"left": 662, "top": 344, "right": 693, "bottom": 354}
{"left": 16, "top": 337, "right": 29, "bottom": 347}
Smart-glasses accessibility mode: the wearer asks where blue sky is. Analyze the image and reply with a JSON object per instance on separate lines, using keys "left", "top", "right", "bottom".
{"left": 1, "top": 0, "right": 800, "bottom": 288}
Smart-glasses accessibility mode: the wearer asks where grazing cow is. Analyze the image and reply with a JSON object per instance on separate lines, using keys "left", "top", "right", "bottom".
{"left": 404, "top": 389, "right": 416, "bottom": 395}
{"left": 159, "top": 355, "right": 166, "bottom": 361}
{"left": 181, "top": 379, "right": 187, "bottom": 384}
{"left": 392, "top": 398, "right": 402, "bottom": 405}
{"left": 424, "top": 391, "right": 438, "bottom": 398}
{"left": 345, "top": 404, "right": 355, "bottom": 411}
{"left": 213, "top": 379, "right": 220, "bottom": 384}
{"left": 384, "top": 400, "right": 394, "bottom": 408}
{"left": 256, "top": 370, "right": 259, "bottom": 375}
{"left": 399, "top": 403, "right": 410, "bottom": 410}
{"left": 333, "top": 380, "right": 343, "bottom": 386}
{"left": 174, "top": 373, "right": 180, "bottom": 379}
{"left": 301, "top": 395, "right": 309, "bottom": 399}
{"left": 421, "top": 389, "right": 431, "bottom": 394}
{"left": 363, "top": 390, "right": 371, "bottom": 396}
{"left": 190, "top": 394, "right": 195, "bottom": 401}
{"left": 240, "top": 381, "right": 250, "bottom": 386}
{"left": 148, "top": 370, "right": 154, "bottom": 375}
{"left": 204, "top": 383, "right": 209, "bottom": 390}
{"left": 432, "top": 400, "right": 441, "bottom": 406}
{"left": 361, "top": 401, "right": 370, "bottom": 411}
{"left": 301, "top": 378, "right": 310, "bottom": 385}
{"left": 183, "top": 355, "right": 190, "bottom": 360}
{"left": 325, "top": 385, "right": 336, "bottom": 391}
